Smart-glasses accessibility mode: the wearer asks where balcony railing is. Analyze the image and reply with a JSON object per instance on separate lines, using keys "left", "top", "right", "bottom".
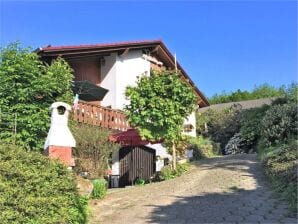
{"left": 73, "top": 101, "right": 130, "bottom": 131}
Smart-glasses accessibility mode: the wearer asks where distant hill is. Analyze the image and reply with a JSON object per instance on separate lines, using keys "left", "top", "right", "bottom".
{"left": 208, "top": 84, "right": 285, "bottom": 104}
{"left": 198, "top": 98, "right": 275, "bottom": 113}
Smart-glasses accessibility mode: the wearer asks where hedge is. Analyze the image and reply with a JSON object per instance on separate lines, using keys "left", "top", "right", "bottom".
{"left": 0, "top": 144, "right": 88, "bottom": 224}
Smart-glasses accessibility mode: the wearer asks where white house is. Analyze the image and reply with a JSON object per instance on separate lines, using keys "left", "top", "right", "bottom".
{"left": 38, "top": 40, "right": 209, "bottom": 186}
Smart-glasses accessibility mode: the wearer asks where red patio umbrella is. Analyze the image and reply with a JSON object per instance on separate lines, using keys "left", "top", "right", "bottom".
{"left": 109, "top": 129, "right": 162, "bottom": 146}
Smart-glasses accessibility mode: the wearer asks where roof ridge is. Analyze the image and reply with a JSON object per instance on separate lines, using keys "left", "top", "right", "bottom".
{"left": 40, "top": 39, "right": 163, "bottom": 51}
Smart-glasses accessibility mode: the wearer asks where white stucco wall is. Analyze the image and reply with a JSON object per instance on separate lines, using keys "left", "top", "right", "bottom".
{"left": 111, "top": 151, "right": 119, "bottom": 175}
{"left": 100, "top": 53, "right": 118, "bottom": 108}
{"left": 115, "top": 50, "right": 151, "bottom": 110}
{"left": 183, "top": 111, "right": 197, "bottom": 137}
{"left": 100, "top": 50, "right": 150, "bottom": 110}
{"left": 146, "top": 143, "right": 172, "bottom": 172}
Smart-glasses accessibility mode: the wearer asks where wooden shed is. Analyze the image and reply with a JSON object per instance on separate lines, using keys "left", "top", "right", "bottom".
{"left": 109, "top": 129, "right": 161, "bottom": 187}
{"left": 119, "top": 146, "right": 156, "bottom": 187}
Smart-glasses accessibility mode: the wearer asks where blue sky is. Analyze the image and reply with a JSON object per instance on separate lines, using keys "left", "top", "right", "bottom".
{"left": 0, "top": 0, "right": 297, "bottom": 97}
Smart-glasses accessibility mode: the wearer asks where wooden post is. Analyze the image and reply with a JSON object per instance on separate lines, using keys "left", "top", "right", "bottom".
{"left": 172, "top": 143, "right": 176, "bottom": 170}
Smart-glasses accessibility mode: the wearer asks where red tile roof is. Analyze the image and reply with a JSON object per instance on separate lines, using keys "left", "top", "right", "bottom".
{"left": 37, "top": 40, "right": 209, "bottom": 107}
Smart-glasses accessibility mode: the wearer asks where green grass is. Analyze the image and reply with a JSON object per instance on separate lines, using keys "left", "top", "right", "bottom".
{"left": 261, "top": 140, "right": 298, "bottom": 212}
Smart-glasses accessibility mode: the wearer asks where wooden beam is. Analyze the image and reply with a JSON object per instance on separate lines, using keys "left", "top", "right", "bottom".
{"left": 118, "top": 48, "right": 130, "bottom": 57}
{"left": 150, "top": 45, "right": 160, "bottom": 54}
{"left": 65, "top": 54, "right": 110, "bottom": 61}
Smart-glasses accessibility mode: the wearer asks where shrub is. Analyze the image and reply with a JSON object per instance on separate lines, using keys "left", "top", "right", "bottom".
{"left": 0, "top": 43, "right": 73, "bottom": 150}
{"left": 262, "top": 140, "right": 298, "bottom": 212}
{"left": 188, "top": 136, "right": 220, "bottom": 159}
{"left": 71, "top": 123, "right": 119, "bottom": 178}
{"left": 91, "top": 179, "right": 107, "bottom": 199}
{"left": 239, "top": 105, "right": 270, "bottom": 151}
{"left": 260, "top": 103, "right": 297, "bottom": 147}
{"left": 135, "top": 178, "right": 146, "bottom": 185}
{"left": 196, "top": 105, "right": 242, "bottom": 150}
{"left": 159, "top": 163, "right": 190, "bottom": 180}
{"left": 175, "top": 163, "right": 190, "bottom": 176}
{"left": 0, "top": 144, "right": 88, "bottom": 224}
{"left": 160, "top": 165, "right": 175, "bottom": 180}
{"left": 208, "top": 83, "right": 285, "bottom": 104}
{"left": 224, "top": 133, "right": 246, "bottom": 155}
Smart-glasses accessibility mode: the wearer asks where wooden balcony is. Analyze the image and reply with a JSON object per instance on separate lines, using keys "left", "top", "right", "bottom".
{"left": 73, "top": 101, "right": 130, "bottom": 131}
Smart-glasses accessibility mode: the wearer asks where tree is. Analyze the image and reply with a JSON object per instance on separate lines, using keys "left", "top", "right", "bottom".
{"left": 0, "top": 43, "right": 74, "bottom": 150}
{"left": 124, "top": 70, "right": 197, "bottom": 170}
{"left": 208, "top": 83, "right": 285, "bottom": 104}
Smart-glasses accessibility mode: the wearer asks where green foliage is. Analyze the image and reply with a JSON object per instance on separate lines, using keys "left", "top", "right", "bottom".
{"left": 0, "top": 43, "right": 74, "bottom": 150}
{"left": 125, "top": 70, "right": 197, "bottom": 144}
{"left": 261, "top": 140, "right": 298, "bottom": 212}
{"left": 188, "top": 136, "right": 220, "bottom": 159}
{"left": 91, "top": 179, "right": 107, "bottom": 199}
{"left": 260, "top": 103, "right": 297, "bottom": 147}
{"left": 135, "top": 178, "right": 146, "bottom": 185}
{"left": 70, "top": 123, "right": 120, "bottom": 178}
{"left": 224, "top": 132, "right": 246, "bottom": 155}
{"left": 0, "top": 143, "right": 88, "bottom": 224}
{"left": 209, "top": 83, "right": 285, "bottom": 104}
{"left": 160, "top": 163, "right": 190, "bottom": 180}
{"left": 196, "top": 105, "right": 242, "bottom": 150}
{"left": 239, "top": 105, "right": 270, "bottom": 151}
{"left": 175, "top": 162, "right": 190, "bottom": 176}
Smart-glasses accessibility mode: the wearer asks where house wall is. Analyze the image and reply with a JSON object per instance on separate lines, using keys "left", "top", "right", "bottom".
{"left": 100, "top": 50, "right": 150, "bottom": 110}
{"left": 111, "top": 151, "right": 120, "bottom": 175}
{"left": 68, "top": 58, "right": 101, "bottom": 84}
{"left": 100, "top": 53, "right": 118, "bottom": 108}
{"left": 183, "top": 111, "right": 197, "bottom": 137}
{"left": 115, "top": 50, "right": 151, "bottom": 110}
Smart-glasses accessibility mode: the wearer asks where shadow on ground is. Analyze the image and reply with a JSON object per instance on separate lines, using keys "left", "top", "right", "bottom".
{"left": 146, "top": 155, "right": 297, "bottom": 224}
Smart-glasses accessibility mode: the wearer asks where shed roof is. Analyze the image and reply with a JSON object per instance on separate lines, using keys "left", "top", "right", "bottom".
{"left": 37, "top": 40, "right": 209, "bottom": 107}
{"left": 197, "top": 98, "right": 276, "bottom": 113}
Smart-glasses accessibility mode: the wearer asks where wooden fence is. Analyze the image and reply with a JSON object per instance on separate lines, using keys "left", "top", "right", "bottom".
{"left": 73, "top": 102, "right": 130, "bottom": 131}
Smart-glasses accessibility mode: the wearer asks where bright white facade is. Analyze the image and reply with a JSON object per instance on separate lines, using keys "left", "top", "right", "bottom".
{"left": 99, "top": 49, "right": 197, "bottom": 176}
{"left": 100, "top": 50, "right": 151, "bottom": 110}
{"left": 100, "top": 49, "right": 197, "bottom": 137}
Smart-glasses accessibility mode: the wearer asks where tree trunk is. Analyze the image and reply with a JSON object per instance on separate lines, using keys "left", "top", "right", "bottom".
{"left": 172, "top": 143, "right": 176, "bottom": 170}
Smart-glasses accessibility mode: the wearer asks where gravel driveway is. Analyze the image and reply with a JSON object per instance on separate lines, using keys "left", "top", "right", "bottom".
{"left": 89, "top": 154, "right": 297, "bottom": 224}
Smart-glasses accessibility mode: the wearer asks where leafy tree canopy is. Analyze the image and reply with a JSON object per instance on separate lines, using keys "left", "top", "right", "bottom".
{"left": 0, "top": 43, "right": 74, "bottom": 150}
{"left": 125, "top": 70, "right": 197, "bottom": 143}
{"left": 209, "top": 83, "right": 287, "bottom": 104}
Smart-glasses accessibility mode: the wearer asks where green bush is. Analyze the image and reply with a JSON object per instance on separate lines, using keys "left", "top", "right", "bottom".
{"left": 224, "top": 133, "right": 246, "bottom": 155}
{"left": 160, "top": 163, "right": 190, "bottom": 180}
{"left": 188, "top": 136, "right": 220, "bottom": 159}
{"left": 91, "top": 179, "right": 107, "bottom": 199}
{"left": 196, "top": 105, "right": 242, "bottom": 150}
{"left": 208, "top": 83, "right": 285, "bottom": 104}
{"left": 0, "top": 144, "right": 88, "bottom": 224}
{"left": 175, "top": 163, "right": 190, "bottom": 176}
{"left": 239, "top": 105, "right": 269, "bottom": 151}
{"left": 0, "top": 43, "right": 74, "bottom": 150}
{"left": 135, "top": 178, "right": 146, "bottom": 185}
{"left": 71, "top": 123, "right": 119, "bottom": 178}
{"left": 260, "top": 103, "right": 297, "bottom": 147}
{"left": 160, "top": 165, "right": 175, "bottom": 180}
{"left": 262, "top": 140, "right": 298, "bottom": 212}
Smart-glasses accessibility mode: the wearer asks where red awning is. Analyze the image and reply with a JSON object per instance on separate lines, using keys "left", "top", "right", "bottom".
{"left": 109, "top": 129, "right": 161, "bottom": 146}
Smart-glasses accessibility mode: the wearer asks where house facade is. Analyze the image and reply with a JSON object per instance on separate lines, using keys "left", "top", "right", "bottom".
{"left": 38, "top": 40, "right": 209, "bottom": 186}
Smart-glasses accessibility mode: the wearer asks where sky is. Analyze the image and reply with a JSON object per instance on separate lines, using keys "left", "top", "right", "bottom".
{"left": 0, "top": 0, "right": 297, "bottom": 97}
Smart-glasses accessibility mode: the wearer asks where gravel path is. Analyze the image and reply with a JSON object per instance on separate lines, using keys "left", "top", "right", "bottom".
{"left": 89, "top": 154, "right": 297, "bottom": 224}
